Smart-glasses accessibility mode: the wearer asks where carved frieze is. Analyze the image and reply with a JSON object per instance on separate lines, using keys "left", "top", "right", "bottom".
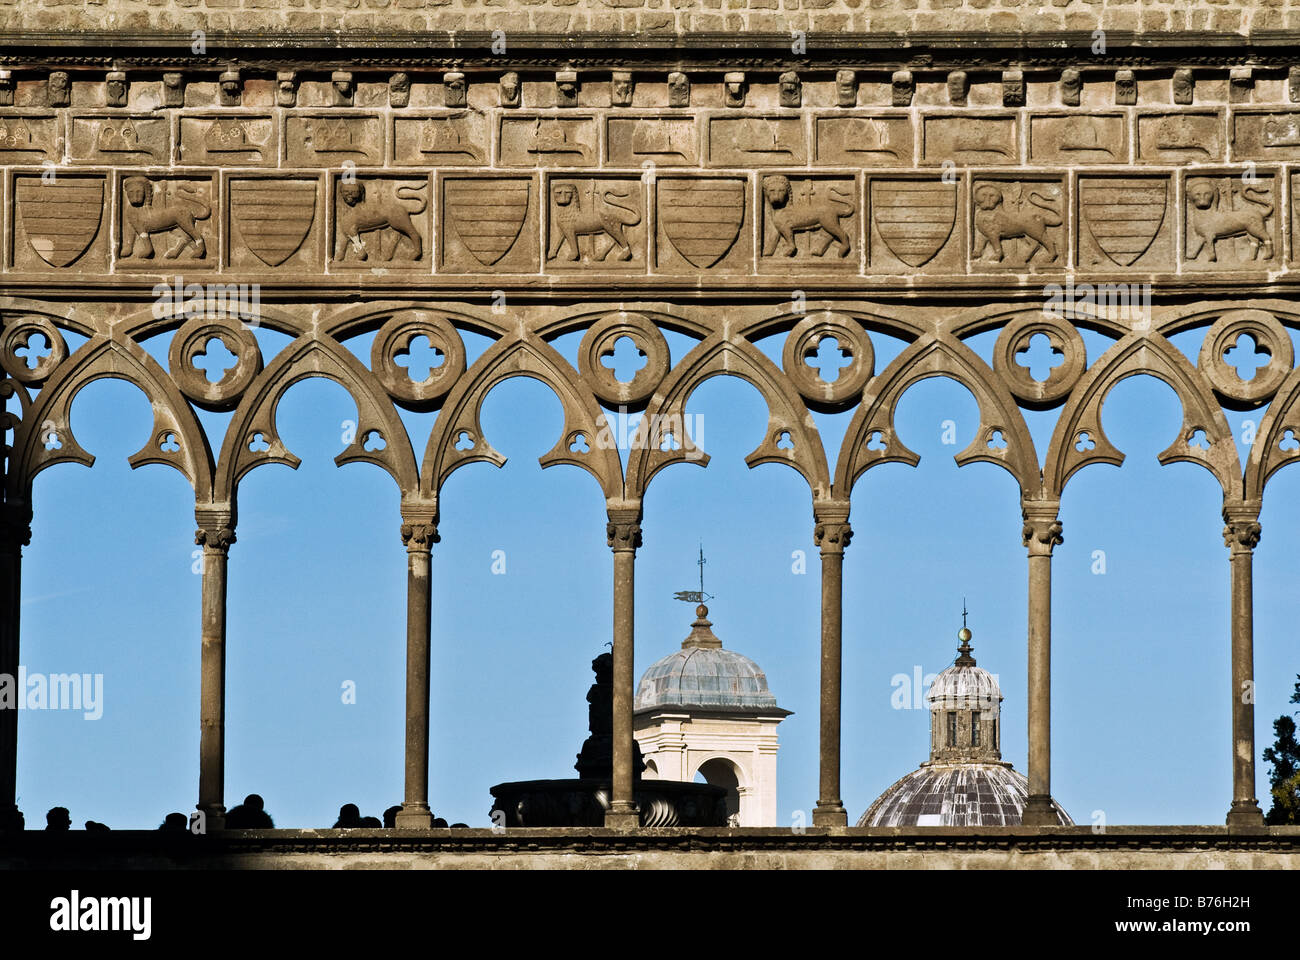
{"left": 71, "top": 114, "right": 167, "bottom": 164}
{"left": 607, "top": 116, "right": 698, "bottom": 167}
{"left": 1137, "top": 111, "right": 1224, "bottom": 163}
{"left": 180, "top": 115, "right": 276, "bottom": 166}
{"left": 815, "top": 115, "right": 912, "bottom": 167}
{"left": 331, "top": 175, "right": 429, "bottom": 267}
{"left": 867, "top": 177, "right": 961, "bottom": 272}
{"left": 228, "top": 176, "right": 321, "bottom": 269}
{"left": 708, "top": 116, "right": 806, "bottom": 167}
{"left": 500, "top": 115, "right": 596, "bottom": 167}
{"left": 394, "top": 112, "right": 488, "bottom": 166}
{"left": 441, "top": 175, "right": 536, "bottom": 272}
{"left": 0, "top": 114, "right": 56, "bottom": 162}
{"left": 545, "top": 176, "right": 645, "bottom": 269}
{"left": 1183, "top": 172, "right": 1278, "bottom": 269}
{"left": 759, "top": 174, "right": 857, "bottom": 269}
{"left": 11, "top": 173, "right": 106, "bottom": 270}
{"left": 1231, "top": 111, "right": 1300, "bottom": 161}
{"left": 971, "top": 178, "right": 1065, "bottom": 268}
{"left": 1077, "top": 176, "right": 1172, "bottom": 270}
{"left": 655, "top": 177, "right": 748, "bottom": 271}
{"left": 1028, "top": 114, "right": 1126, "bottom": 164}
{"left": 923, "top": 115, "right": 1018, "bottom": 166}
{"left": 117, "top": 175, "right": 215, "bottom": 267}
{"left": 287, "top": 114, "right": 383, "bottom": 167}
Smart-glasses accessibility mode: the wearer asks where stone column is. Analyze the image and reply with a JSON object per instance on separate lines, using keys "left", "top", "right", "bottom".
{"left": 396, "top": 506, "right": 438, "bottom": 829}
{"left": 812, "top": 502, "right": 851, "bottom": 827}
{"left": 1021, "top": 500, "right": 1062, "bottom": 826}
{"left": 195, "top": 506, "right": 235, "bottom": 831}
{"left": 605, "top": 506, "right": 641, "bottom": 830}
{"left": 0, "top": 500, "right": 31, "bottom": 829}
{"left": 1223, "top": 501, "right": 1264, "bottom": 827}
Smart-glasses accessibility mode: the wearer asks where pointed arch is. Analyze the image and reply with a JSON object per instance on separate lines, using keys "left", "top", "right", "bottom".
{"left": 623, "top": 334, "right": 831, "bottom": 502}
{"left": 421, "top": 331, "right": 624, "bottom": 502}
{"left": 1043, "top": 333, "right": 1240, "bottom": 500}
{"left": 214, "top": 335, "right": 418, "bottom": 503}
{"left": 834, "top": 333, "right": 1040, "bottom": 499}
{"left": 1245, "top": 363, "right": 1300, "bottom": 501}
{"left": 9, "top": 334, "right": 214, "bottom": 502}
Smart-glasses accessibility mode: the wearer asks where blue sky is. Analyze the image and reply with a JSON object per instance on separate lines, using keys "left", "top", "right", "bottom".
{"left": 9, "top": 320, "right": 1300, "bottom": 829}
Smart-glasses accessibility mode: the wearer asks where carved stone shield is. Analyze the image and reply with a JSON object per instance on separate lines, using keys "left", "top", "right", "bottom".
{"left": 445, "top": 180, "right": 529, "bottom": 266}
{"left": 871, "top": 181, "right": 956, "bottom": 267}
{"left": 16, "top": 179, "right": 103, "bottom": 267}
{"left": 659, "top": 179, "right": 745, "bottom": 268}
{"left": 231, "top": 180, "right": 316, "bottom": 267}
{"left": 1080, "top": 178, "right": 1167, "bottom": 267}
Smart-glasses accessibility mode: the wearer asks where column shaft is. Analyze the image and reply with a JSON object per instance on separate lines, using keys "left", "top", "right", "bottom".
{"left": 397, "top": 515, "right": 436, "bottom": 829}
{"left": 0, "top": 502, "right": 29, "bottom": 827}
{"left": 195, "top": 515, "right": 234, "bottom": 831}
{"left": 813, "top": 510, "right": 850, "bottom": 827}
{"left": 1224, "top": 507, "right": 1264, "bottom": 827}
{"left": 605, "top": 510, "right": 641, "bottom": 830}
{"left": 1021, "top": 504, "right": 1062, "bottom": 826}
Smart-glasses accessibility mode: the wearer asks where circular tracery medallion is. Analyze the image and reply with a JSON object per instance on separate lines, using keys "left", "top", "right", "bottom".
{"left": 993, "top": 314, "right": 1086, "bottom": 407}
{"left": 781, "top": 312, "right": 873, "bottom": 407}
{"left": 0, "top": 315, "right": 68, "bottom": 385}
{"left": 1197, "top": 309, "right": 1294, "bottom": 409}
{"left": 371, "top": 312, "right": 466, "bottom": 410}
{"left": 578, "top": 312, "right": 670, "bottom": 408}
{"left": 169, "top": 317, "right": 263, "bottom": 410}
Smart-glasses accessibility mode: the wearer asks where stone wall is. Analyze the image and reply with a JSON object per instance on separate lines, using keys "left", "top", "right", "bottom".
{"left": 2, "top": 0, "right": 1298, "bottom": 39}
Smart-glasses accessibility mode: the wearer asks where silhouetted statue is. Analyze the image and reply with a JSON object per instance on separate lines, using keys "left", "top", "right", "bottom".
{"left": 0, "top": 807, "right": 23, "bottom": 831}
{"left": 225, "top": 794, "right": 274, "bottom": 828}
{"left": 383, "top": 805, "right": 402, "bottom": 828}
{"left": 45, "top": 807, "right": 71, "bottom": 831}
{"left": 359, "top": 816, "right": 381, "bottom": 828}
{"left": 159, "top": 813, "right": 188, "bottom": 832}
{"left": 450, "top": 822, "right": 468, "bottom": 829}
{"left": 333, "top": 803, "right": 363, "bottom": 828}
{"left": 432, "top": 817, "right": 448, "bottom": 828}
{"left": 85, "top": 820, "right": 110, "bottom": 832}
{"left": 574, "top": 652, "right": 646, "bottom": 780}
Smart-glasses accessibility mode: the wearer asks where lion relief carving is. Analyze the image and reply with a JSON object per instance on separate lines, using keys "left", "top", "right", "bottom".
{"left": 1185, "top": 178, "right": 1274, "bottom": 263}
{"left": 547, "top": 182, "right": 643, "bottom": 262}
{"left": 761, "top": 175, "right": 854, "bottom": 258}
{"left": 972, "top": 183, "right": 1062, "bottom": 264}
{"left": 119, "top": 177, "right": 211, "bottom": 260}
{"left": 334, "top": 180, "right": 427, "bottom": 262}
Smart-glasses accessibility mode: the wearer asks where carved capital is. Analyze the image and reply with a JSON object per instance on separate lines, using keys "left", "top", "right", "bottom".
{"left": 400, "top": 522, "right": 440, "bottom": 549}
{"left": 1222, "top": 500, "right": 1262, "bottom": 553}
{"left": 606, "top": 520, "right": 642, "bottom": 552}
{"left": 814, "top": 521, "right": 853, "bottom": 554}
{"left": 1021, "top": 502, "right": 1063, "bottom": 556}
{"left": 195, "top": 505, "right": 236, "bottom": 552}
{"left": 194, "top": 525, "right": 236, "bottom": 551}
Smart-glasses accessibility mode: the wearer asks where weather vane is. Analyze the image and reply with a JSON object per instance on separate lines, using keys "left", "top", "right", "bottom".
{"left": 673, "top": 544, "right": 714, "bottom": 605}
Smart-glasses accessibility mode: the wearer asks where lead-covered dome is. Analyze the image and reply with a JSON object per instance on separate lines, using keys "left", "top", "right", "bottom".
{"left": 927, "top": 628, "right": 1002, "bottom": 708}
{"left": 634, "top": 605, "right": 783, "bottom": 713}
{"left": 858, "top": 763, "right": 1073, "bottom": 827}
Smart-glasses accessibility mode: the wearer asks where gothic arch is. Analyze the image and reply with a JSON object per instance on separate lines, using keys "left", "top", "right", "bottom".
{"left": 1043, "top": 333, "right": 1240, "bottom": 500}
{"left": 834, "top": 333, "right": 1040, "bottom": 499}
{"left": 214, "top": 334, "right": 419, "bottom": 503}
{"left": 624, "top": 334, "right": 832, "bottom": 502}
{"left": 8, "top": 333, "right": 214, "bottom": 503}
{"left": 421, "top": 331, "right": 624, "bottom": 504}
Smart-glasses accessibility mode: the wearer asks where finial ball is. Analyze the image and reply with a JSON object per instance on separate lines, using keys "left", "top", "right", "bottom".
{"left": 958, "top": 627, "right": 972, "bottom": 642}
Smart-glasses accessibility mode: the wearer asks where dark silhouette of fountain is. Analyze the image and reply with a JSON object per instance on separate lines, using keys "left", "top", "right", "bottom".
{"left": 489, "top": 653, "right": 726, "bottom": 827}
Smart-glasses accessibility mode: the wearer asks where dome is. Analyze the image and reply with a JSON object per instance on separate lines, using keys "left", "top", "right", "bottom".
{"left": 857, "top": 763, "right": 1074, "bottom": 827}
{"left": 634, "top": 605, "right": 786, "bottom": 713}
{"left": 926, "top": 625, "right": 1001, "bottom": 709}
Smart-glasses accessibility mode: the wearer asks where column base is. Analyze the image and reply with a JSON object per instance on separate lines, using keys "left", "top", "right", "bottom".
{"left": 395, "top": 802, "right": 433, "bottom": 829}
{"left": 604, "top": 801, "right": 639, "bottom": 831}
{"left": 1020, "top": 795, "right": 1059, "bottom": 826}
{"left": 812, "top": 803, "right": 847, "bottom": 827}
{"left": 197, "top": 804, "right": 225, "bottom": 833}
{"left": 1226, "top": 799, "right": 1265, "bottom": 828}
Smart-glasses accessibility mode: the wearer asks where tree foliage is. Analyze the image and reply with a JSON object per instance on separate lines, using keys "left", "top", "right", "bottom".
{"left": 1262, "top": 675, "right": 1300, "bottom": 825}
